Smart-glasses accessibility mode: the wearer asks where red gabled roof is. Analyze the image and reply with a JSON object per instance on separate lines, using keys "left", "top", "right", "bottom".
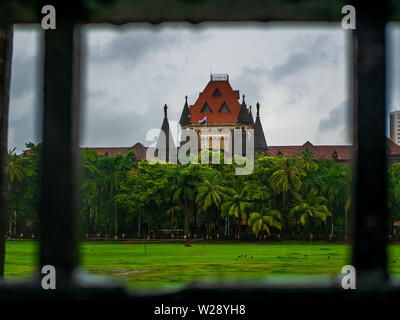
{"left": 189, "top": 80, "right": 242, "bottom": 124}
{"left": 86, "top": 143, "right": 149, "bottom": 160}
{"left": 87, "top": 147, "right": 131, "bottom": 157}
{"left": 386, "top": 138, "right": 400, "bottom": 155}
{"left": 268, "top": 141, "right": 353, "bottom": 161}
{"left": 268, "top": 138, "right": 400, "bottom": 161}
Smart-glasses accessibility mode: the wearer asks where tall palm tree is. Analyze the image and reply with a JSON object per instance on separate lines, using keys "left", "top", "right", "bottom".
{"left": 166, "top": 205, "right": 182, "bottom": 237}
{"left": 196, "top": 170, "right": 227, "bottom": 237}
{"left": 99, "top": 152, "right": 134, "bottom": 236}
{"left": 7, "top": 148, "right": 24, "bottom": 239}
{"left": 172, "top": 169, "right": 195, "bottom": 236}
{"left": 247, "top": 209, "right": 281, "bottom": 239}
{"left": 8, "top": 148, "right": 24, "bottom": 190}
{"left": 221, "top": 180, "right": 252, "bottom": 238}
{"left": 290, "top": 188, "right": 332, "bottom": 238}
{"left": 268, "top": 156, "right": 304, "bottom": 234}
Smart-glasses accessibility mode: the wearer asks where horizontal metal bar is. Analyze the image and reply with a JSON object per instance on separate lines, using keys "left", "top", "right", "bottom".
{"left": 4, "top": 0, "right": 400, "bottom": 25}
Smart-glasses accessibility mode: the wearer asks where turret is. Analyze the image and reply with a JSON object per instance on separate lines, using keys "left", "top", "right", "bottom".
{"left": 254, "top": 102, "right": 267, "bottom": 154}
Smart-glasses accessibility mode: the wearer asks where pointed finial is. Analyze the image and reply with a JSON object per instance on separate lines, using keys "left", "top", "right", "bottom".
{"left": 185, "top": 95, "right": 188, "bottom": 104}
{"left": 256, "top": 102, "right": 260, "bottom": 118}
{"left": 164, "top": 104, "right": 168, "bottom": 118}
{"left": 249, "top": 105, "right": 252, "bottom": 112}
{"left": 242, "top": 94, "right": 246, "bottom": 104}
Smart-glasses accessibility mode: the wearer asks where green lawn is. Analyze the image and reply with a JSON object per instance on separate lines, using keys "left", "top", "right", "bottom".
{"left": 4, "top": 240, "right": 400, "bottom": 288}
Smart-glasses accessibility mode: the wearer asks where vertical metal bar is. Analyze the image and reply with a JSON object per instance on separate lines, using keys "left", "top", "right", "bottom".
{"left": 0, "top": 25, "right": 13, "bottom": 278}
{"left": 40, "top": 21, "right": 81, "bottom": 282}
{"left": 352, "top": 0, "right": 389, "bottom": 281}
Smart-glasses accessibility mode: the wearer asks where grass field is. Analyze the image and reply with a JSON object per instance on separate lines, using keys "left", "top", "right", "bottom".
{"left": 4, "top": 240, "right": 400, "bottom": 288}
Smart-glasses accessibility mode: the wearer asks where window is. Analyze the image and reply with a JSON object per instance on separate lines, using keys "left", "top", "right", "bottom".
{"left": 212, "top": 88, "right": 222, "bottom": 97}
{"left": 201, "top": 102, "right": 212, "bottom": 114}
{"left": 219, "top": 102, "right": 230, "bottom": 113}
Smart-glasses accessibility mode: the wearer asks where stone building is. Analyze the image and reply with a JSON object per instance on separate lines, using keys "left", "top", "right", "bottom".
{"left": 86, "top": 75, "right": 400, "bottom": 164}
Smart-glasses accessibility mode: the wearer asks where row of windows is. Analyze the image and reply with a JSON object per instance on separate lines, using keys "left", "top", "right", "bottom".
{"left": 201, "top": 102, "right": 231, "bottom": 114}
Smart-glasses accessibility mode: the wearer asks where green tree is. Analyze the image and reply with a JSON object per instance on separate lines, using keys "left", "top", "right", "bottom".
{"left": 290, "top": 188, "right": 332, "bottom": 238}
{"left": 97, "top": 152, "right": 135, "bottom": 236}
{"left": 268, "top": 156, "right": 304, "bottom": 234}
{"left": 196, "top": 169, "right": 227, "bottom": 237}
{"left": 221, "top": 178, "right": 252, "bottom": 238}
{"left": 247, "top": 209, "right": 281, "bottom": 239}
{"left": 8, "top": 148, "right": 24, "bottom": 189}
{"left": 172, "top": 165, "right": 196, "bottom": 236}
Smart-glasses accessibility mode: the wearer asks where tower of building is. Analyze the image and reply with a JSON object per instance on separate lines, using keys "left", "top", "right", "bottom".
{"left": 254, "top": 102, "right": 268, "bottom": 155}
{"left": 178, "top": 74, "right": 267, "bottom": 155}
{"left": 155, "top": 104, "right": 176, "bottom": 162}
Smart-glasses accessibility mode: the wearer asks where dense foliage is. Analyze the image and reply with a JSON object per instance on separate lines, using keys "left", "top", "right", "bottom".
{"left": 8, "top": 142, "right": 400, "bottom": 240}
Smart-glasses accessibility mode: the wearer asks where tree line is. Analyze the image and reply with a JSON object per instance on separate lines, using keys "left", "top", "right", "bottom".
{"left": 7, "top": 142, "right": 400, "bottom": 240}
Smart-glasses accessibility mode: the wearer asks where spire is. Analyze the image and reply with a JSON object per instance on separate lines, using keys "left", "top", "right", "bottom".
{"left": 156, "top": 104, "right": 176, "bottom": 162}
{"left": 249, "top": 105, "right": 255, "bottom": 128}
{"left": 164, "top": 104, "right": 168, "bottom": 118}
{"left": 254, "top": 102, "right": 267, "bottom": 153}
{"left": 238, "top": 93, "right": 250, "bottom": 124}
{"left": 179, "top": 95, "right": 191, "bottom": 125}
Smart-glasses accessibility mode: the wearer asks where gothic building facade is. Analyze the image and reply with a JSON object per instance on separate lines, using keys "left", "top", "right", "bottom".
{"left": 177, "top": 74, "right": 267, "bottom": 157}
{"left": 86, "top": 74, "right": 400, "bottom": 163}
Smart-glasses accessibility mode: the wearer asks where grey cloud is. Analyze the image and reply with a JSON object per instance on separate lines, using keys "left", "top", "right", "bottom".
{"left": 82, "top": 91, "right": 181, "bottom": 148}
{"left": 10, "top": 53, "right": 39, "bottom": 97}
{"left": 84, "top": 26, "right": 205, "bottom": 69}
{"left": 318, "top": 101, "right": 348, "bottom": 134}
{"left": 270, "top": 34, "right": 340, "bottom": 81}
{"left": 234, "top": 33, "right": 340, "bottom": 110}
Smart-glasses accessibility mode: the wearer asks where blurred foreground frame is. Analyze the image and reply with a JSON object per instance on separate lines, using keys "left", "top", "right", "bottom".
{"left": 0, "top": 0, "right": 400, "bottom": 302}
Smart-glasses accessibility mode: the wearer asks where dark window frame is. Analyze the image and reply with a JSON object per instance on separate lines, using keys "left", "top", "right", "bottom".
{"left": 201, "top": 102, "right": 213, "bottom": 114}
{"left": 218, "top": 102, "right": 231, "bottom": 113}
{"left": 0, "top": 0, "right": 399, "bottom": 301}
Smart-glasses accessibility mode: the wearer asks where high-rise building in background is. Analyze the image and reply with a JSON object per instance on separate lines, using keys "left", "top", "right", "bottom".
{"left": 390, "top": 110, "right": 400, "bottom": 145}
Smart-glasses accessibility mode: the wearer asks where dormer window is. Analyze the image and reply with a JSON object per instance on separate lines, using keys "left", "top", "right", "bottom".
{"left": 219, "top": 102, "right": 230, "bottom": 113}
{"left": 201, "top": 103, "right": 212, "bottom": 114}
{"left": 212, "top": 88, "right": 222, "bottom": 97}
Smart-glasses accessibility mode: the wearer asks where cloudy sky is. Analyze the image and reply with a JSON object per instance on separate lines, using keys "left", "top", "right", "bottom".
{"left": 8, "top": 22, "right": 400, "bottom": 153}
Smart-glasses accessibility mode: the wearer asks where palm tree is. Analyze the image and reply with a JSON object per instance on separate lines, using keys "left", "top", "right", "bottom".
{"left": 99, "top": 152, "right": 134, "bottom": 236}
{"left": 166, "top": 205, "right": 182, "bottom": 237}
{"left": 268, "top": 156, "right": 304, "bottom": 194}
{"left": 290, "top": 188, "right": 332, "bottom": 239}
{"left": 172, "top": 169, "right": 195, "bottom": 236}
{"left": 268, "top": 156, "right": 304, "bottom": 234}
{"left": 196, "top": 170, "right": 227, "bottom": 237}
{"left": 8, "top": 148, "right": 24, "bottom": 190}
{"left": 221, "top": 180, "right": 252, "bottom": 238}
{"left": 299, "top": 150, "right": 318, "bottom": 171}
{"left": 247, "top": 209, "right": 281, "bottom": 239}
{"left": 7, "top": 148, "right": 24, "bottom": 239}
